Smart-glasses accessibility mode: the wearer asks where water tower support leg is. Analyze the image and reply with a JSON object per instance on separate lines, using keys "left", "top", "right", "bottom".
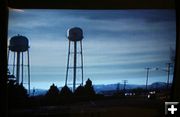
{"left": 27, "top": 50, "right": 30, "bottom": 94}
{"left": 7, "top": 49, "right": 10, "bottom": 65}
{"left": 80, "top": 41, "right": 84, "bottom": 85}
{"left": 16, "top": 52, "right": 20, "bottom": 84}
{"left": 73, "top": 41, "right": 77, "bottom": 92}
{"left": 21, "top": 52, "right": 23, "bottom": 84}
{"left": 13, "top": 52, "right": 15, "bottom": 75}
{"left": 65, "top": 41, "right": 71, "bottom": 86}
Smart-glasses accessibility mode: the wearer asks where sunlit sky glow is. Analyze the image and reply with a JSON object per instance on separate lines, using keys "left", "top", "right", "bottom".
{"left": 8, "top": 9, "right": 176, "bottom": 89}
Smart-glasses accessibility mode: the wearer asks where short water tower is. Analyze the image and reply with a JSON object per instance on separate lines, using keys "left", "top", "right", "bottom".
{"left": 8, "top": 34, "right": 31, "bottom": 94}
{"left": 65, "top": 27, "right": 84, "bottom": 92}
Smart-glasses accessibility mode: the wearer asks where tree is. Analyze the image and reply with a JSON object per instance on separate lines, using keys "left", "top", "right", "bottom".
{"left": 7, "top": 80, "right": 28, "bottom": 108}
{"left": 46, "top": 83, "right": 59, "bottom": 97}
{"left": 59, "top": 85, "right": 73, "bottom": 97}
{"left": 16, "top": 83, "right": 28, "bottom": 98}
{"left": 8, "top": 80, "right": 28, "bottom": 99}
{"left": 84, "top": 78, "right": 96, "bottom": 96}
{"left": 74, "top": 85, "right": 85, "bottom": 96}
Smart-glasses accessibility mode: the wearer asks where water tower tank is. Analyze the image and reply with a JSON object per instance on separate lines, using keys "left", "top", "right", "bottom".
{"left": 9, "top": 35, "right": 29, "bottom": 52}
{"left": 68, "top": 27, "right": 83, "bottom": 41}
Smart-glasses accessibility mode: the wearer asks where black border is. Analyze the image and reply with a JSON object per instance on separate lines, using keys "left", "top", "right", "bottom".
{"left": 0, "top": 0, "right": 8, "bottom": 117}
{"left": 7, "top": 0, "right": 175, "bottom": 9}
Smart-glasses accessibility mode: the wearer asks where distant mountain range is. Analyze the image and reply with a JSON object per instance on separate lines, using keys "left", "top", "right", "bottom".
{"left": 93, "top": 82, "right": 168, "bottom": 93}
{"left": 30, "top": 82, "right": 169, "bottom": 96}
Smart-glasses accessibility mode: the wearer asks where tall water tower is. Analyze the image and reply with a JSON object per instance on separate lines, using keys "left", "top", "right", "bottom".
{"left": 8, "top": 34, "right": 31, "bottom": 94}
{"left": 65, "top": 27, "right": 84, "bottom": 92}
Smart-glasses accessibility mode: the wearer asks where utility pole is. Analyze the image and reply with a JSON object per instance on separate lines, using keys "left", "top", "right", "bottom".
{"left": 123, "top": 80, "right": 128, "bottom": 92}
{"left": 145, "top": 67, "right": 152, "bottom": 92}
{"left": 33, "top": 87, "right": 35, "bottom": 96}
{"left": 166, "top": 63, "right": 172, "bottom": 90}
{"left": 116, "top": 82, "right": 120, "bottom": 93}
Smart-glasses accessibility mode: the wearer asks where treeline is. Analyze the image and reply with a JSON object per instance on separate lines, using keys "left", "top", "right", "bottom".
{"left": 8, "top": 78, "right": 103, "bottom": 109}
{"left": 42, "top": 78, "right": 97, "bottom": 105}
{"left": 46, "top": 78, "right": 95, "bottom": 97}
{"left": 8, "top": 78, "right": 169, "bottom": 109}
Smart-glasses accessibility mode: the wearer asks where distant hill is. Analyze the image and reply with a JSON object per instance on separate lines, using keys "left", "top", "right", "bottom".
{"left": 30, "top": 82, "right": 169, "bottom": 96}
{"left": 149, "top": 82, "right": 170, "bottom": 89}
{"left": 93, "top": 82, "right": 170, "bottom": 93}
{"left": 93, "top": 84, "right": 145, "bottom": 93}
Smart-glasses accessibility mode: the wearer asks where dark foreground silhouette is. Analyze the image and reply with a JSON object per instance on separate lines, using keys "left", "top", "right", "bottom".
{"left": 7, "top": 79, "right": 170, "bottom": 117}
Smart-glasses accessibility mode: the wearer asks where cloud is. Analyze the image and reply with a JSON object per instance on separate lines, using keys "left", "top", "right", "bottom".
{"left": 29, "top": 40, "right": 67, "bottom": 66}
{"left": 57, "top": 10, "right": 175, "bottom": 22}
{"left": 8, "top": 9, "right": 176, "bottom": 44}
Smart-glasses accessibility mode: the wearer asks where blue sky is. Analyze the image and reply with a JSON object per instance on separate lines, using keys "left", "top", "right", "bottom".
{"left": 8, "top": 9, "right": 176, "bottom": 89}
